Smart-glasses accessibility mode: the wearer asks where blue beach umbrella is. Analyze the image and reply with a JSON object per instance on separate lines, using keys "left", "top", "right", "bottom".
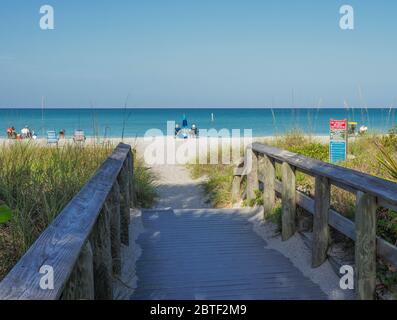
{"left": 182, "top": 114, "right": 188, "bottom": 128}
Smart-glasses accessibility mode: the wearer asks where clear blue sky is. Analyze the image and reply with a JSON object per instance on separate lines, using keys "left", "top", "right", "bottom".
{"left": 0, "top": 0, "right": 396, "bottom": 108}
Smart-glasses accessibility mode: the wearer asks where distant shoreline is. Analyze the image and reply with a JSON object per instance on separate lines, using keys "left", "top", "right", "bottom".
{"left": 0, "top": 108, "right": 393, "bottom": 138}
{"left": 0, "top": 107, "right": 394, "bottom": 110}
{"left": 0, "top": 135, "right": 332, "bottom": 148}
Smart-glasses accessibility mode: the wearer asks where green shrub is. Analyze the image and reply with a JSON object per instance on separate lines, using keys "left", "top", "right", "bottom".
{"left": 242, "top": 189, "right": 263, "bottom": 207}
{"left": 268, "top": 204, "right": 282, "bottom": 232}
{"left": 274, "top": 131, "right": 329, "bottom": 161}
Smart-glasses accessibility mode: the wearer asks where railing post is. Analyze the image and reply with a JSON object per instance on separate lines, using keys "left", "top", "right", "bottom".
{"left": 62, "top": 241, "right": 95, "bottom": 300}
{"left": 118, "top": 160, "right": 131, "bottom": 246}
{"left": 232, "top": 175, "right": 242, "bottom": 203}
{"left": 89, "top": 203, "right": 113, "bottom": 300}
{"left": 127, "top": 149, "right": 135, "bottom": 207}
{"left": 355, "top": 191, "right": 377, "bottom": 300}
{"left": 108, "top": 181, "right": 122, "bottom": 275}
{"left": 262, "top": 155, "right": 276, "bottom": 219}
{"left": 312, "top": 176, "right": 331, "bottom": 267}
{"left": 281, "top": 162, "right": 296, "bottom": 241}
{"left": 246, "top": 147, "right": 259, "bottom": 201}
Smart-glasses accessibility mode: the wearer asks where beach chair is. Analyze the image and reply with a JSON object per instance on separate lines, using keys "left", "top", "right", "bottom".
{"left": 73, "top": 130, "right": 86, "bottom": 144}
{"left": 47, "top": 131, "right": 59, "bottom": 146}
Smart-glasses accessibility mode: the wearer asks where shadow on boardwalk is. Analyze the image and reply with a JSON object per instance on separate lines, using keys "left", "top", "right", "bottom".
{"left": 130, "top": 208, "right": 328, "bottom": 300}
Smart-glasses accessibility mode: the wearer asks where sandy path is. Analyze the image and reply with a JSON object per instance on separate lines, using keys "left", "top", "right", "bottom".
{"left": 151, "top": 164, "right": 211, "bottom": 209}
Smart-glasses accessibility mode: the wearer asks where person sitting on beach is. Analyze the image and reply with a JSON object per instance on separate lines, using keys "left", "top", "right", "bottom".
{"left": 9, "top": 127, "right": 17, "bottom": 139}
{"left": 6, "top": 127, "right": 13, "bottom": 139}
{"left": 359, "top": 125, "right": 368, "bottom": 136}
{"left": 175, "top": 124, "right": 181, "bottom": 138}
{"left": 21, "top": 125, "right": 31, "bottom": 139}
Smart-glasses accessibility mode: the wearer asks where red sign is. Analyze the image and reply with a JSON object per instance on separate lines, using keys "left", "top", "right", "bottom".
{"left": 330, "top": 119, "right": 347, "bottom": 130}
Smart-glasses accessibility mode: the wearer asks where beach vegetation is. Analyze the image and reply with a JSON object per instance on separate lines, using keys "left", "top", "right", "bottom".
{"left": 133, "top": 154, "right": 157, "bottom": 208}
{"left": 0, "top": 142, "right": 156, "bottom": 280}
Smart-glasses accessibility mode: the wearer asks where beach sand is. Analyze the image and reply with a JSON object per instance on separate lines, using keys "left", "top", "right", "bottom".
{"left": 0, "top": 135, "right": 330, "bottom": 166}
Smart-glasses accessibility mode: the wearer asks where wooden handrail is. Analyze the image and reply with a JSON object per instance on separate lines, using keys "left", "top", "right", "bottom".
{"left": 251, "top": 142, "right": 397, "bottom": 208}
{"left": 0, "top": 143, "right": 134, "bottom": 300}
{"left": 233, "top": 143, "right": 397, "bottom": 300}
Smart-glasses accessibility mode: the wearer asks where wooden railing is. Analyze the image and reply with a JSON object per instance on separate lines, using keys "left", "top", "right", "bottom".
{"left": 0, "top": 143, "right": 134, "bottom": 300}
{"left": 233, "top": 142, "right": 397, "bottom": 300}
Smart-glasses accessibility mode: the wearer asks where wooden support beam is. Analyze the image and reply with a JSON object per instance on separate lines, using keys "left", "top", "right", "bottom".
{"left": 118, "top": 160, "right": 131, "bottom": 246}
{"left": 108, "top": 181, "right": 121, "bottom": 276}
{"left": 127, "top": 150, "right": 135, "bottom": 207}
{"left": 89, "top": 203, "right": 113, "bottom": 300}
{"left": 355, "top": 191, "right": 377, "bottom": 300}
{"left": 246, "top": 147, "right": 259, "bottom": 201}
{"left": 281, "top": 162, "right": 296, "bottom": 241}
{"left": 261, "top": 155, "right": 276, "bottom": 219}
{"left": 62, "top": 241, "right": 95, "bottom": 300}
{"left": 312, "top": 176, "right": 331, "bottom": 267}
{"left": 232, "top": 175, "right": 242, "bottom": 203}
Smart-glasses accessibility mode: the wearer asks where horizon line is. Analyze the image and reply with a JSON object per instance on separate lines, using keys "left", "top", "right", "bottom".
{"left": 0, "top": 106, "right": 394, "bottom": 109}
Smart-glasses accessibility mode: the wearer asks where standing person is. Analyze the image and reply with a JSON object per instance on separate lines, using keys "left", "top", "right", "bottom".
{"left": 175, "top": 124, "right": 181, "bottom": 138}
{"left": 59, "top": 129, "right": 65, "bottom": 139}
{"left": 11, "top": 127, "right": 17, "bottom": 139}
{"left": 191, "top": 124, "right": 199, "bottom": 138}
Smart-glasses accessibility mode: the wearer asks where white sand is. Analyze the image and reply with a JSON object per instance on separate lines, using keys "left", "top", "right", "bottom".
{"left": 151, "top": 164, "right": 210, "bottom": 209}
{"left": 249, "top": 211, "right": 355, "bottom": 300}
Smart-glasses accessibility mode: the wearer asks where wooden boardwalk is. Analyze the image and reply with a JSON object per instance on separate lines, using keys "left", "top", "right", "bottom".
{"left": 130, "top": 208, "right": 327, "bottom": 300}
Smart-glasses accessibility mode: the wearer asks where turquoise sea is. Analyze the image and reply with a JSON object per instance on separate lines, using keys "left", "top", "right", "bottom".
{"left": 0, "top": 108, "right": 396, "bottom": 138}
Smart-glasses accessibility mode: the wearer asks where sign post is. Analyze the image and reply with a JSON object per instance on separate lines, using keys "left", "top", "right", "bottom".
{"left": 330, "top": 119, "right": 347, "bottom": 163}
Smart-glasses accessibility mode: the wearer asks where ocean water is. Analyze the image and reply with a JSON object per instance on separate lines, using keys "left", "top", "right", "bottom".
{"left": 0, "top": 108, "right": 396, "bottom": 138}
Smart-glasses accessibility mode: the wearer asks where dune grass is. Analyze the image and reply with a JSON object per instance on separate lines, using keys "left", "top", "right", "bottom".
{"left": 0, "top": 142, "right": 156, "bottom": 280}
{"left": 133, "top": 154, "right": 158, "bottom": 208}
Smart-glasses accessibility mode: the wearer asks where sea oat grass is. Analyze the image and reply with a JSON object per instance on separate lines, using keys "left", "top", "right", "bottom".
{"left": 0, "top": 142, "right": 156, "bottom": 280}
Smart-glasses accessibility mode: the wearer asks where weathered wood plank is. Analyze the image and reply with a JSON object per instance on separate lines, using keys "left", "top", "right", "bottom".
{"left": 273, "top": 180, "right": 397, "bottom": 268}
{"left": 108, "top": 181, "right": 121, "bottom": 276}
{"left": 89, "top": 203, "right": 113, "bottom": 300}
{"left": 355, "top": 192, "right": 377, "bottom": 300}
{"left": 127, "top": 150, "right": 135, "bottom": 207}
{"left": 234, "top": 167, "right": 244, "bottom": 176}
{"left": 246, "top": 147, "right": 259, "bottom": 201}
{"left": 260, "top": 155, "right": 276, "bottom": 219}
{"left": 132, "top": 208, "right": 328, "bottom": 300}
{"left": 312, "top": 176, "right": 330, "bottom": 267}
{"left": 281, "top": 162, "right": 296, "bottom": 241}
{"left": 118, "top": 160, "right": 131, "bottom": 246}
{"left": 0, "top": 143, "right": 131, "bottom": 300}
{"left": 62, "top": 241, "right": 94, "bottom": 300}
{"left": 231, "top": 176, "right": 242, "bottom": 203}
{"left": 252, "top": 142, "right": 397, "bottom": 207}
